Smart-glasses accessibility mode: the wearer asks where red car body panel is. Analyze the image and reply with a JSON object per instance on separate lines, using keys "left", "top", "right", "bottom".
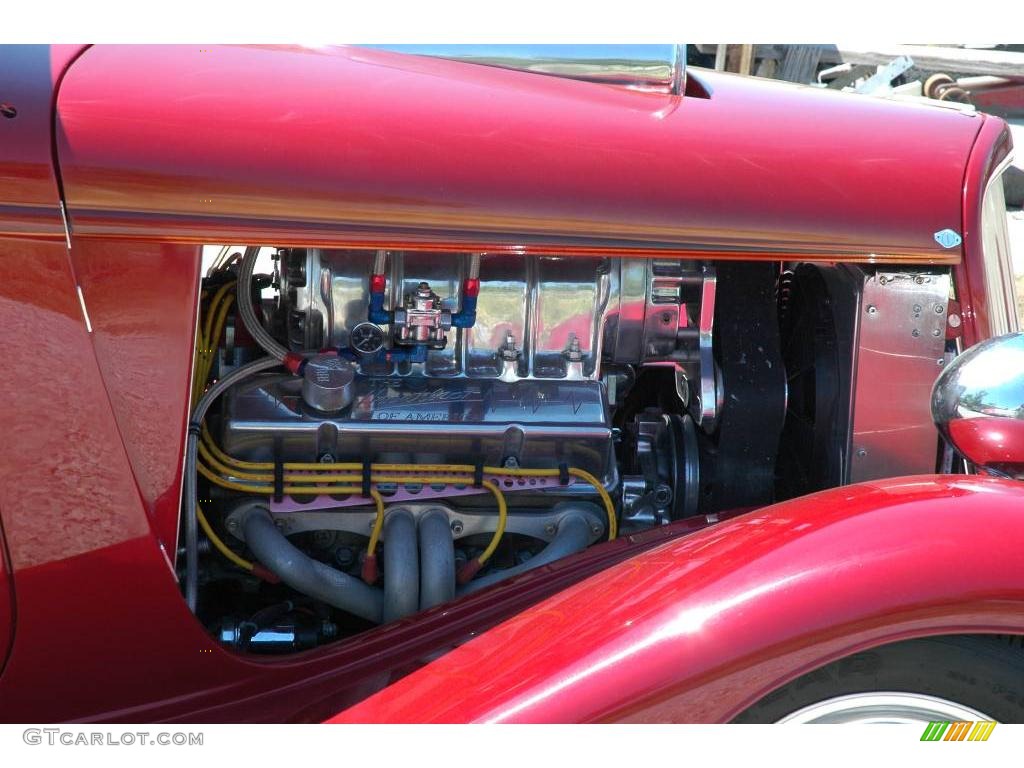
{"left": 0, "top": 44, "right": 1020, "bottom": 723}
{"left": 333, "top": 476, "right": 1024, "bottom": 723}
{"left": 54, "top": 44, "right": 977, "bottom": 263}
{"left": 70, "top": 240, "right": 202, "bottom": 552}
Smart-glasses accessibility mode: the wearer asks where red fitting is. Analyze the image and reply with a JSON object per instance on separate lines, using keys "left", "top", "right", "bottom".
{"left": 456, "top": 557, "right": 483, "bottom": 585}
{"left": 463, "top": 278, "right": 481, "bottom": 298}
{"left": 252, "top": 564, "right": 281, "bottom": 584}
{"left": 370, "top": 274, "right": 387, "bottom": 294}
{"left": 361, "top": 553, "right": 379, "bottom": 585}
{"left": 283, "top": 351, "right": 305, "bottom": 375}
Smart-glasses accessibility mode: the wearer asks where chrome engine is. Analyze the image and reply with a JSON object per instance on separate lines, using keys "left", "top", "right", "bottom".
{"left": 195, "top": 245, "right": 954, "bottom": 653}
{"left": 220, "top": 249, "right": 719, "bottom": 531}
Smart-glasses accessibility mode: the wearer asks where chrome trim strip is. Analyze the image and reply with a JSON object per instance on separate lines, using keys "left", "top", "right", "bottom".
{"left": 366, "top": 45, "right": 687, "bottom": 94}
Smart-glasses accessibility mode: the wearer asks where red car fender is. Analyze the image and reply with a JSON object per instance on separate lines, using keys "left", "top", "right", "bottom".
{"left": 331, "top": 475, "right": 1024, "bottom": 723}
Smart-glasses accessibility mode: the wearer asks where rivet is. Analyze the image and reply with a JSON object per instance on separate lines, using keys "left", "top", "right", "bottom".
{"left": 866, "top": 305, "right": 878, "bottom": 315}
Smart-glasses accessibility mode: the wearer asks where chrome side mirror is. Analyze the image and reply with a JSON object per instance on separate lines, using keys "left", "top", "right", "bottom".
{"left": 932, "top": 332, "right": 1024, "bottom": 476}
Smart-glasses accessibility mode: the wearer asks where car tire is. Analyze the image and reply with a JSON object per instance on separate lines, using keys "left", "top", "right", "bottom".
{"left": 733, "top": 635, "right": 1024, "bottom": 723}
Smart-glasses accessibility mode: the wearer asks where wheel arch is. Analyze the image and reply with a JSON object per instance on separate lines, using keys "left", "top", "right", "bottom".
{"left": 732, "top": 632, "right": 1024, "bottom": 723}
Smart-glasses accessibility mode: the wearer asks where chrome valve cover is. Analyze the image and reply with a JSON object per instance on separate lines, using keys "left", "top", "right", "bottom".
{"left": 222, "top": 374, "right": 616, "bottom": 485}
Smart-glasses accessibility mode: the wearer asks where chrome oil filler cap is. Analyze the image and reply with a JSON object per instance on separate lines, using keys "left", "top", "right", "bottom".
{"left": 302, "top": 354, "right": 356, "bottom": 413}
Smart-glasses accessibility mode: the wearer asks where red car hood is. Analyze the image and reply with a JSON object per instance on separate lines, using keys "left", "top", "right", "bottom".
{"left": 54, "top": 45, "right": 984, "bottom": 262}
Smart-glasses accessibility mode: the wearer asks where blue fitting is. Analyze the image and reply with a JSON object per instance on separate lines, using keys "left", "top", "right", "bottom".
{"left": 451, "top": 295, "right": 478, "bottom": 329}
{"left": 368, "top": 292, "right": 392, "bottom": 325}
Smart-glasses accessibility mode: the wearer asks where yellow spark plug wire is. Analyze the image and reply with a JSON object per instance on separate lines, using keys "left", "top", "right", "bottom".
{"left": 199, "top": 416, "right": 614, "bottom": 539}
{"left": 196, "top": 504, "right": 254, "bottom": 572}
{"left": 199, "top": 430, "right": 616, "bottom": 541}
{"left": 192, "top": 279, "right": 237, "bottom": 406}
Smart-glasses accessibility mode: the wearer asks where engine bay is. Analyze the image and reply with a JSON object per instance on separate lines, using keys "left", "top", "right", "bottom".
{"left": 187, "top": 247, "right": 951, "bottom": 653}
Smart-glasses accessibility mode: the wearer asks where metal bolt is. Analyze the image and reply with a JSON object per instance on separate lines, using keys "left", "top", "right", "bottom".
{"left": 563, "top": 332, "right": 584, "bottom": 362}
{"left": 451, "top": 520, "right": 464, "bottom": 536}
{"left": 915, "top": 276, "right": 929, "bottom": 284}
{"left": 653, "top": 484, "right": 673, "bottom": 507}
{"left": 937, "top": 358, "right": 946, "bottom": 366}
{"left": 856, "top": 448, "right": 868, "bottom": 458}
{"left": 591, "top": 524, "right": 603, "bottom": 537}
{"left": 948, "top": 313, "right": 962, "bottom": 329}
{"left": 878, "top": 276, "right": 888, "bottom": 285}
{"left": 932, "top": 329, "right": 941, "bottom": 337}
{"left": 0, "top": 104, "right": 16, "bottom": 119}
{"left": 544, "top": 523, "right": 557, "bottom": 536}
{"left": 499, "top": 330, "right": 520, "bottom": 361}
{"left": 935, "top": 305, "right": 945, "bottom": 314}
{"left": 913, "top": 304, "right": 923, "bottom": 313}
{"left": 319, "top": 453, "right": 335, "bottom": 464}
{"left": 866, "top": 305, "right": 877, "bottom": 315}
{"left": 911, "top": 329, "right": 921, "bottom": 337}
{"left": 334, "top": 547, "right": 355, "bottom": 567}
{"left": 226, "top": 519, "right": 238, "bottom": 531}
